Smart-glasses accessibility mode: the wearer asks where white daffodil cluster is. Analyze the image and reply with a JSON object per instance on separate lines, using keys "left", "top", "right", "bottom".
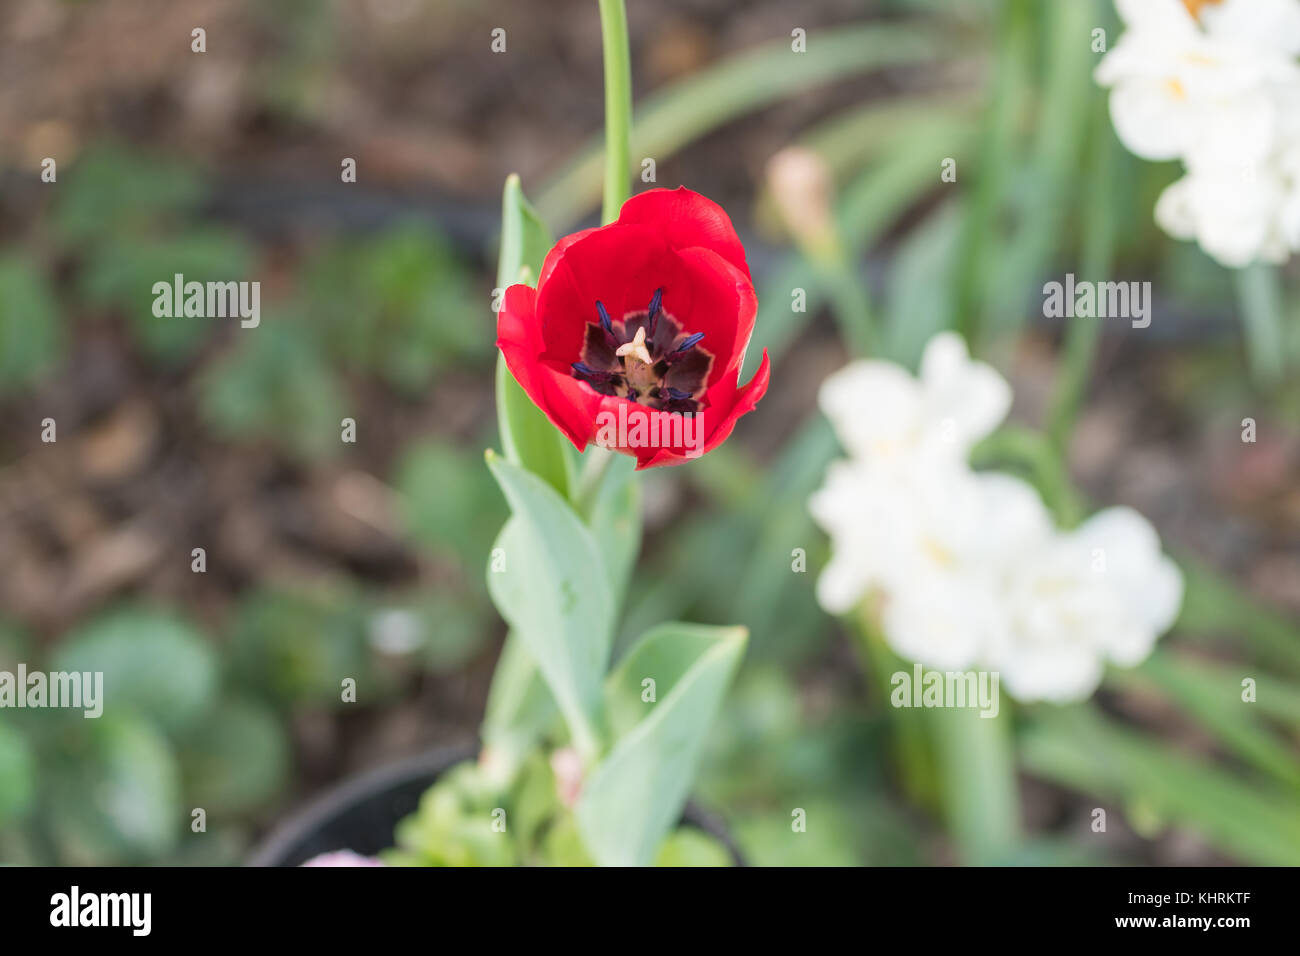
{"left": 1095, "top": 0, "right": 1300, "bottom": 268}
{"left": 809, "top": 333, "right": 1184, "bottom": 703}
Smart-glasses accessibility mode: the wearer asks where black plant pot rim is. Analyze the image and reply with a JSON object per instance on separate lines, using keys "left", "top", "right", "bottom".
{"left": 247, "top": 742, "right": 743, "bottom": 866}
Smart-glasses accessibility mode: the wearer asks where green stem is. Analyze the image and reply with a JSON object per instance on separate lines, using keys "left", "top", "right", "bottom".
{"left": 929, "top": 701, "right": 1020, "bottom": 865}
{"left": 1047, "top": 100, "right": 1118, "bottom": 456}
{"left": 598, "top": 0, "right": 632, "bottom": 224}
{"left": 1235, "top": 262, "right": 1286, "bottom": 386}
{"left": 853, "top": 620, "right": 939, "bottom": 813}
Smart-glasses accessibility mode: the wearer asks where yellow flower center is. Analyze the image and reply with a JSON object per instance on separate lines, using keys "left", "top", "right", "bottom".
{"left": 1181, "top": 0, "right": 1224, "bottom": 21}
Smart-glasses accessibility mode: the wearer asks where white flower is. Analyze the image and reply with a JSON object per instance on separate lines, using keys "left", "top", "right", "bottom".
{"left": 816, "top": 332, "right": 1010, "bottom": 467}
{"left": 988, "top": 508, "right": 1185, "bottom": 702}
{"left": 1198, "top": 0, "right": 1300, "bottom": 58}
{"left": 1155, "top": 163, "right": 1296, "bottom": 267}
{"left": 1095, "top": 0, "right": 1300, "bottom": 266}
{"left": 1096, "top": 0, "right": 1295, "bottom": 167}
{"left": 810, "top": 335, "right": 1185, "bottom": 704}
{"left": 872, "top": 468, "right": 1052, "bottom": 671}
{"left": 813, "top": 456, "right": 1058, "bottom": 674}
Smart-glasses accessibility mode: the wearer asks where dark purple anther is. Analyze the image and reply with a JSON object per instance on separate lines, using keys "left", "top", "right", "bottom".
{"left": 647, "top": 288, "right": 664, "bottom": 337}
{"left": 595, "top": 300, "right": 618, "bottom": 348}
{"left": 572, "top": 361, "right": 613, "bottom": 383}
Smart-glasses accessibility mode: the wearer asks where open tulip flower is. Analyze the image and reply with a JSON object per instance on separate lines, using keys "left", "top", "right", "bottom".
{"left": 497, "top": 187, "right": 771, "bottom": 468}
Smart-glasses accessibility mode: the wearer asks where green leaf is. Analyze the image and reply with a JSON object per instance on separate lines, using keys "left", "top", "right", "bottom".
{"left": 389, "top": 763, "right": 516, "bottom": 867}
{"left": 1175, "top": 558, "right": 1300, "bottom": 678}
{"left": 0, "top": 722, "right": 35, "bottom": 827}
{"left": 229, "top": 589, "right": 372, "bottom": 708}
{"left": 883, "top": 201, "right": 963, "bottom": 367}
{"left": 1022, "top": 704, "right": 1300, "bottom": 866}
{"left": 0, "top": 256, "right": 63, "bottom": 394}
{"left": 652, "top": 827, "right": 732, "bottom": 867}
{"left": 493, "top": 175, "right": 574, "bottom": 500}
{"left": 79, "top": 230, "right": 254, "bottom": 361}
{"left": 536, "top": 22, "right": 951, "bottom": 229}
{"left": 53, "top": 607, "right": 218, "bottom": 732}
{"left": 394, "top": 439, "right": 507, "bottom": 572}
{"left": 1110, "top": 652, "right": 1300, "bottom": 790}
{"left": 177, "top": 697, "right": 289, "bottom": 814}
{"left": 485, "top": 453, "right": 614, "bottom": 757}
{"left": 48, "top": 714, "right": 182, "bottom": 864}
{"left": 495, "top": 357, "right": 574, "bottom": 500}
{"left": 582, "top": 451, "right": 641, "bottom": 607}
{"left": 928, "top": 703, "right": 1019, "bottom": 865}
{"left": 481, "top": 633, "right": 557, "bottom": 778}
{"left": 53, "top": 144, "right": 204, "bottom": 246}
{"left": 199, "top": 317, "right": 347, "bottom": 461}
{"left": 576, "top": 621, "right": 746, "bottom": 866}
{"left": 1235, "top": 262, "right": 1286, "bottom": 385}
{"left": 497, "top": 174, "right": 554, "bottom": 291}
{"left": 305, "top": 224, "right": 485, "bottom": 392}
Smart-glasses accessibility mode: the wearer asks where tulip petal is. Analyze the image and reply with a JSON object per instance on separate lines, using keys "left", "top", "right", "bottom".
{"left": 617, "top": 187, "right": 751, "bottom": 280}
{"left": 497, "top": 284, "right": 602, "bottom": 451}
{"left": 636, "top": 349, "right": 771, "bottom": 469}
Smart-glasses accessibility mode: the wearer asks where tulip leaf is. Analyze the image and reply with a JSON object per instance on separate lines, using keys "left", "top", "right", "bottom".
{"left": 581, "top": 451, "right": 641, "bottom": 609}
{"left": 485, "top": 453, "right": 614, "bottom": 757}
{"left": 494, "top": 175, "right": 574, "bottom": 500}
{"left": 481, "top": 631, "right": 557, "bottom": 777}
{"left": 496, "top": 174, "right": 554, "bottom": 292}
{"left": 576, "top": 622, "right": 746, "bottom": 866}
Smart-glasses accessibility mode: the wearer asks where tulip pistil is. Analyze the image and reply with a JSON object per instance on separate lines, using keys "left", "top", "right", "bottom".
{"left": 572, "top": 290, "right": 713, "bottom": 413}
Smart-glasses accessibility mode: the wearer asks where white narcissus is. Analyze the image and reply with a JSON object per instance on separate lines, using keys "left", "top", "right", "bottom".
{"left": 809, "top": 334, "right": 1184, "bottom": 704}
{"left": 1095, "top": 0, "right": 1300, "bottom": 267}
{"left": 990, "top": 508, "right": 1185, "bottom": 703}
{"left": 1155, "top": 163, "right": 1296, "bottom": 267}
{"left": 817, "top": 331, "right": 1010, "bottom": 467}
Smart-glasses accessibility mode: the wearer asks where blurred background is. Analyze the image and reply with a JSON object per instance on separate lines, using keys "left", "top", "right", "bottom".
{"left": 1, "top": 0, "right": 1298, "bottom": 866}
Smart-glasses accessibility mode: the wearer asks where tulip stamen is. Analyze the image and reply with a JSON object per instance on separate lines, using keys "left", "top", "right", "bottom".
{"left": 595, "top": 300, "right": 620, "bottom": 349}
{"left": 573, "top": 292, "right": 713, "bottom": 412}
{"left": 571, "top": 361, "right": 619, "bottom": 386}
{"left": 665, "top": 332, "right": 705, "bottom": 364}
{"left": 647, "top": 288, "right": 664, "bottom": 337}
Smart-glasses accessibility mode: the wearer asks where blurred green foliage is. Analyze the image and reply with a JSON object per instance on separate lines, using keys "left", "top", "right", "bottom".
{"left": 0, "top": 256, "right": 63, "bottom": 394}
{"left": 1, "top": 0, "right": 1298, "bottom": 869}
{"left": 386, "top": 755, "right": 731, "bottom": 867}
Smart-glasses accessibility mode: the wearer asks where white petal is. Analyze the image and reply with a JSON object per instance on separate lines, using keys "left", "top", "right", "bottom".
{"left": 815, "top": 555, "right": 868, "bottom": 615}
{"left": 1154, "top": 176, "right": 1199, "bottom": 239}
{"left": 817, "top": 360, "right": 920, "bottom": 460}
{"left": 880, "top": 575, "right": 996, "bottom": 671}
{"left": 995, "top": 640, "right": 1105, "bottom": 704}
{"left": 918, "top": 332, "right": 1012, "bottom": 452}
{"left": 1107, "top": 80, "right": 1197, "bottom": 161}
{"left": 1201, "top": 0, "right": 1300, "bottom": 57}
{"left": 1116, "top": 0, "right": 1197, "bottom": 31}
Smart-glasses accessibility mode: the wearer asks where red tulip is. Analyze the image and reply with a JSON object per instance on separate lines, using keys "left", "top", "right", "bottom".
{"left": 497, "top": 187, "right": 771, "bottom": 469}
